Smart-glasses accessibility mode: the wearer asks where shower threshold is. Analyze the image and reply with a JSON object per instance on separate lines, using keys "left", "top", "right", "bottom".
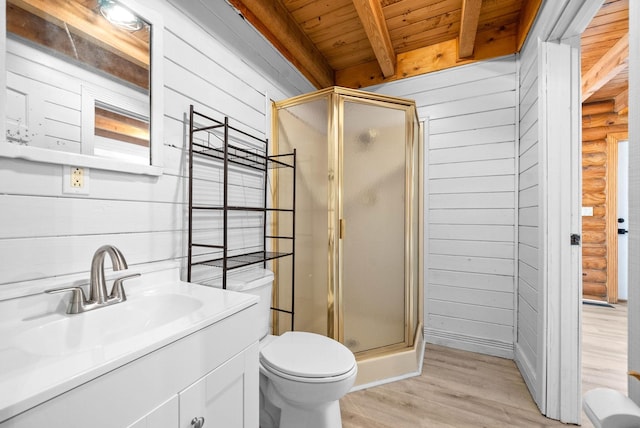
{"left": 350, "top": 323, "right": 425, "bottom": 391}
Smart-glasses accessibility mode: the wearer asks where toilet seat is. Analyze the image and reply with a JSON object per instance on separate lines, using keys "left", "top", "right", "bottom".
{"left": 260, "top": 332, "right": 356, "bottom": 383}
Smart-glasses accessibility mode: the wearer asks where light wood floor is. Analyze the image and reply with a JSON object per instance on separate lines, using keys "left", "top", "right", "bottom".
{"left": 582, "top": 302, "right": 627, "bottom": 395}
{"left": 340, "top": 302, "right": 627, "bottom": 427}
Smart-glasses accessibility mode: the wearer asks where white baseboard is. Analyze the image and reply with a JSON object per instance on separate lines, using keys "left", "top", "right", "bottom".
{"left": 424, "top": 327, "right": 514, "bottom": 359}
{"left": 514, "top": 343, "right": 542, "bottom": 410}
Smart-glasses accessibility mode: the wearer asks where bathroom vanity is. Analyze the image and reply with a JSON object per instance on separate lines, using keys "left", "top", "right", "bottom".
{"left": 0, "top": 266, "right": 260, "bottom": 427}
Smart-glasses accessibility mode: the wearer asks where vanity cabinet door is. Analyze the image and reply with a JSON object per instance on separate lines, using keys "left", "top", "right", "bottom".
{"left": 179, "top": 343, "right": 259, "bottom": 428}
{"left": 128, "top": 396, "right": 178, "bottom": 428}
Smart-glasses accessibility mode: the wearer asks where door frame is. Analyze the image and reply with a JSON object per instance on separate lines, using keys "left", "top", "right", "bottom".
{"left": 523, "top": 0, "right": 604, "bottom": 423}
{"left": 627, "top": 0, "right": 640, "bottom": 404}
{"left": 538, "top": 39, "right": 582, "bottom": 422}
{"left": 605, "top": 132, "right": 628, "bottom": 303}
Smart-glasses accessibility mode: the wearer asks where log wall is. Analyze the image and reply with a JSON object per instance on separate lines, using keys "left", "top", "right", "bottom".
{"left": 582, "top": 100, "right": 627, "bottom": 301}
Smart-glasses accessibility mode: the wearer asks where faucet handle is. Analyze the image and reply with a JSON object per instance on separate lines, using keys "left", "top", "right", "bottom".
{"left": 109, "top": 273, "right": 141, "bottom": 303}
{"left": 45, "top": 287, "right": 88, "bottom": 314}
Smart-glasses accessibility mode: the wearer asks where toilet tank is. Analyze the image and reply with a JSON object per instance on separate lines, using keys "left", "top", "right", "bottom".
{"left": 219, "top": 269, "right": 274, "bottom": 339}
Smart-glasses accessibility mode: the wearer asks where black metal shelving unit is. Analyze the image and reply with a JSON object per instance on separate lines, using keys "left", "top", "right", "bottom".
{"left": 187, "top": 105, "right": 296, "bottom": 330}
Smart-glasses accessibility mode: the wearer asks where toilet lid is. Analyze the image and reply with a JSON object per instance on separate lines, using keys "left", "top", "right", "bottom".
{"left": 260, "top": 331, "right": 356, "bottom": 378}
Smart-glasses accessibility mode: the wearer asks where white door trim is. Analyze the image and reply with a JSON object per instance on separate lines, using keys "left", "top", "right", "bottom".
{"left": 517, "top": 1, "right": 603, "bottom": 423}
{"left": 627, "top": 0, "right": 640, "bottom": 405}
{"left": 538, "top": 40, "right": 582, "bottom": 423}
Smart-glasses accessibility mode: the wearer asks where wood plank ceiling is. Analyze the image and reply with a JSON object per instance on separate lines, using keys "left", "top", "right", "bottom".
{"left": 228, "top": 0, "right": 543, "bottom": 89}
{"left": 581, "top": 0, "right": 629, "bottom": 111}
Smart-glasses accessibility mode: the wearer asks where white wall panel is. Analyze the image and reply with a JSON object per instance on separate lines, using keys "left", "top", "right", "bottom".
{"left": 429, "top": 300, "right": 513, "bottom": 325}
{"left": 0, "top": 231, "right": 183, "bottom": 285}
{"left": 519, "top": 164, "right": 539, "bottom": 190}
{"left": 429, "top": 192, "right": 514, "bottom": 209}
{"left": 519, "top": 226, "right": 539, "bottom": 248}
{"left": 429, "top": 224, "right": 514, "bottom": 242}
{"left": 430, "top": 175, "right": 515, "bottom": 194}
{"left": 429, "top": 285, "right": 513, "bottom": 309}
{"left": 0, "top": 0, "right": 307, "bottom": 297}
{"left": 430, "top": 208, "right": 514, "bottom": 225}
{"left": 429, "top": 108, "right": 515, "bottom": 134}
{"left": 515, "top": 35, "right": 543, "bottom": 412}
{"left": 430, "top": 141, "right": 514, "bottom": 164}
{"left": 430, "top": 239, "right": 514, "bottom": 259}
{"left": 429, "top": 270, "right": 513, "bottom": 293}
{"left": 429, "top": 158, "right": 514, "bottom": 178}
{"left": 426, "top": 314, "right": 513, "bottom": 344}
{"left": 429, "top": 254, "right": 514, "bottom": 276}
{"left": 519, "top": 143, "right": 539, "bottom": 172}
{"left": 429, "top": 125, "right": 515, "bottom": 149}
{"left": 519, "top": 206, "right": 538, "bottom": 226}
{"left": 367, "top": 56, "right": 518, "bottom": 358}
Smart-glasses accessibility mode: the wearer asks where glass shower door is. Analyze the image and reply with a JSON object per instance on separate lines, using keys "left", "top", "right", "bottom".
{"left": 340, "top": 99, "right": 409, "bottom": 354}
{"left": 274, "top": 96, "right": 330, "bottom": 336}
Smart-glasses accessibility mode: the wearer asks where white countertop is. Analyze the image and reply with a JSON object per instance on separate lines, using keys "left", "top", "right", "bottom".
{"left": 0, "top": 268, "right": 258, "bottom": 423}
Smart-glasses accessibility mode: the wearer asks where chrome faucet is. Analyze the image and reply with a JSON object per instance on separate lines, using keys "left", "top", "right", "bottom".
{"left": 90, "top": 245, "right": 128, "bottom": 304}
{"left": 46, "top": 245, "right": 140, "bottom": 314}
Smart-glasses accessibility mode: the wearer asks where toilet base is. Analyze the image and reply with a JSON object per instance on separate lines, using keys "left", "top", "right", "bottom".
{"left": 261, "top": 378, "right": 343, "bottom": 428}
{"left": 278, "top": 400, "right": 342, "bottom": 428}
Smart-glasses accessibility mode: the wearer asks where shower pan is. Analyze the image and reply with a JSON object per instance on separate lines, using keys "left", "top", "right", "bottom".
{"left": 269, "top": 87, "right": 423, "bottom": 387}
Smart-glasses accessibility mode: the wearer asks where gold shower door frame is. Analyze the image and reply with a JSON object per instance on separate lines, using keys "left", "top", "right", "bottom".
{"left": 334, "top": 93, "right": 419, "bottom": 357}
{"left": 271, "top": 87, "right": 422, "bottom": 360}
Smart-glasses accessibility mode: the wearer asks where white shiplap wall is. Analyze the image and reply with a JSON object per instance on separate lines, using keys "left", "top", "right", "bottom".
{"left": 0, "top": 0, "right": 312, "bottom": 296}
{"left": 368, "top": 56, "right": 518, "bottom": 358}
{"left": 515, "top": 38, "right": 542, "bottom": 406}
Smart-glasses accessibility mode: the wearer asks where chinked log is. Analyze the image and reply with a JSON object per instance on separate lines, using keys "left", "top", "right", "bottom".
{"left": 583, "top": 178, "right": 606, "bottom": 193}
{"left": 582, "top": 140, "right": 607, "bottom": 153}
{"left": 583, "top": 256, "right": 607, "bottom": 270}
{"left": 582, "top": 230, "right": 606, "bottom": 244}
{"left": 583, "top": 166, "right": 606, "bottom": 180}
{"left": 583, "top": 269, "right": 607, "bottom": 284}
{"left": 582, "top": 112, "right": 628, "bottom": 128}
{"left": 583, "top": 124, "right": 628, "bottom": 141}
{"left": 582, "top": 217, "right": 606, "bottom": 231}
{"left": 582, "top": 192, "right": 606, "bottom": 206}
{"left": 582, "top": 100, "right": 615, "bottom": 116}
{"left": 583, "top": 246, "right": 606, "bottom": 257}
{"left": 583, "top": 152, "right": 607, "bottom": 166}
{"left": 583, "top": 282, "right": 607, "bottom": 298}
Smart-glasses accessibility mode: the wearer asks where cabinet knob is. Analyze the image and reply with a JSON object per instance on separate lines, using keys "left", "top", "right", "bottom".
{"left": 191, "top": 416, "right": 205, "bottom": 428}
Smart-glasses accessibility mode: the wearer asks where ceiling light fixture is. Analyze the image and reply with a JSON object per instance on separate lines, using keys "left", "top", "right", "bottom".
{"left": 98, "top": 0, "right": 143, "bottom": 31}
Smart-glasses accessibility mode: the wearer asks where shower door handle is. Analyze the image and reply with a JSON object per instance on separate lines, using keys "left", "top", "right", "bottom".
{"left": 339, "top": 219, "right": 345, "bottom": 239}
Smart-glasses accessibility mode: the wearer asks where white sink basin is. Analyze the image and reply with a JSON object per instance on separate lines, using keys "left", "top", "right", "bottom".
{"left": 13, "top": 293, "right": 203, "bottom": 357}
{"left": 0, "top": 270, "right": 258, "bottom": 423}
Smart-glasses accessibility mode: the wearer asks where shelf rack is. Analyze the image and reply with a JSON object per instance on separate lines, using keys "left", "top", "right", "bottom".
{"left": 187, "top": 105, "right": 296, "bottom": 330}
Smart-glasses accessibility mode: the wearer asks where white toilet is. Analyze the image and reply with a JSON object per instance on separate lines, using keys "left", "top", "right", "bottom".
{"left": 583, "top": 388, "right": 640, "bottom": 427}
{"left": 221, "top": 269, "right": 357, "bottom": 428}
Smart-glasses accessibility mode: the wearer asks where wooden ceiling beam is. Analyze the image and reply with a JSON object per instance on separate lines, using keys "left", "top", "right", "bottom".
{"left": 582, "top": 33, "right": 629, "bottom": 103}
{"left": 227, "top": 0, "right": 334, "bottom": 89}
{"left": 516, "top": 0, "right": 544, "bottom": 51}
{"left": 613, "top": 88, "right": 628, "bottom": 114}
{"left": 458, "top": 0, "right": 482, "bottom": 58}
{"left": 336, "top": 23, "right": 516, "bottom": 88}
{"left": 8, "top": 0, "right": 149, "bottom": 69}
{"left": 351, "top": 0, "right": 396, "bottom": 77}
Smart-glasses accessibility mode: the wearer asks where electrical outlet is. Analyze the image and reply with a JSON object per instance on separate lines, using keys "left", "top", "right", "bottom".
{"left": 63, "top": 166, "right": 90, "bottom": 194}
{"left": 71, "top": 167, "right": 84, "bottom": 188}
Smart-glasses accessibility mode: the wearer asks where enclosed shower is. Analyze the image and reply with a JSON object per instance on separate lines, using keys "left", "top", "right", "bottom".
{"left": 269, "top": 87, "right": 423, "bottom": 387}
